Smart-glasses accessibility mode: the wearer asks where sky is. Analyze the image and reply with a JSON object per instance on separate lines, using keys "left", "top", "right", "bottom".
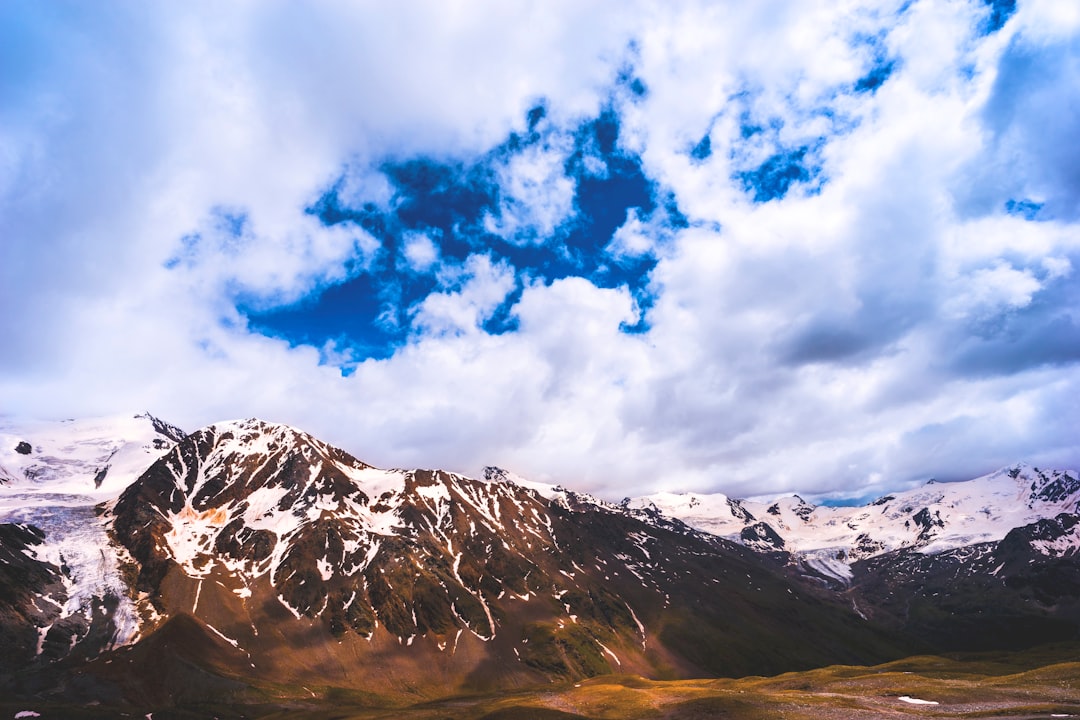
{"left": 2, "top": 0, "right": 1079, "bottom": 502}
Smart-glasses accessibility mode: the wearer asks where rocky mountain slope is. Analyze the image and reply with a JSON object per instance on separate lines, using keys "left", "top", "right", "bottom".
{"left": 98, "top": 419, "right": 904, "bottom": 700}
{"left": 2, "top": 414, "right": 1079, "bottom": 711}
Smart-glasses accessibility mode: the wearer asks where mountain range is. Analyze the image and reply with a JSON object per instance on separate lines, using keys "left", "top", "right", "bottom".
{"left": 1, "top": 413, "right": 1079, "bottom": 714}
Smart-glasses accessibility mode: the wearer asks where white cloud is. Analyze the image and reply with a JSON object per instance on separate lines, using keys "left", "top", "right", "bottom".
{"left": 944, "top": 261, "right": 1042, "bottom": 320}
{"left": 1016, "top": 0, "right": 1080, "bottom": 40}
{"left": 2, "top": 0, "right": 1078, "bottom": 502}
{"left": 401, "top": 232, "right": 440, "bottom": 274}
{"left": 605, "top": 209, "right": 655, "bottom": 260}
{"left": 411, "top": 254, "right": 515, "bottom": 336}
{"left": 1042, "top": 256, "right": 1072, "bottom": 280}
{"left": 486, "top": 138, "right": 578, "bottom": 244}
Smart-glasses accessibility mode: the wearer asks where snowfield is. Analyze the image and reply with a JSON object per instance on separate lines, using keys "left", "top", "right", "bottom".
{"left": 899, "top": 695, "right": 940, "bottom": 705}
{"left": 0, "top": 414, "right": 182, "bottom": 650}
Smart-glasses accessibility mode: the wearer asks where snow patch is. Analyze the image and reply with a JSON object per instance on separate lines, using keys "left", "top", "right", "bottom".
{"left": 346, "top": 467, "right": 407, "bottom": 499}
{"left": 597, "top": 641, "right": 620, "bottom": 666}
{"left": 626, "top": 603, "right": 647, "bottom": 648}
{"left": 205, "top": 623, "right": 241, "bottom": 649}
{"left": 277, "top": 595, "right": 303, "bottom": 619}
{"left": 898, "top": 696, "right": 939, "bottom": 705}
{"left": 801, "top": 551, "right": 853, "bottom": 583}
{"left": 165, "top": 503, "right": 234, "bottom": 577}
{"left": 242, "top": 486, "right": 294, "bottom": 532}
{"left": 316, "top": 557, "right": 333, "bottom": 581}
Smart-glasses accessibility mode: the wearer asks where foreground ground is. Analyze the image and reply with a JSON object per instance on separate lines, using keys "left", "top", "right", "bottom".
{"left": 3, "top": 643, "right": 1080, "bottom": 719}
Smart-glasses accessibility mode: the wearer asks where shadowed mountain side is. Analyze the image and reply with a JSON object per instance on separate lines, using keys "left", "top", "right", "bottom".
{"left": 0, "top": 523, "right": 67, "bottom": 673}
{"left": 1, "top": 613, "right": 263, "bottom": 715}
{"left": 849, "top": 515, "right": 1080, "bottom": 651}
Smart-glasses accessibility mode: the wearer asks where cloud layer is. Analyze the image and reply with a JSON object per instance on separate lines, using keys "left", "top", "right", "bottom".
{"left": 3, "top": 0, "right": 1079, "bottom": 501}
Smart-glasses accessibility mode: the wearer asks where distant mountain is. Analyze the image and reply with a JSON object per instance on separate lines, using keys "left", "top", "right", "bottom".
{"left": 630, "top": 464, "right": 1080, "bottom": 579}
{"left": 630, "top": 465, "right": 1080, "bottom": 648}
{"left": 0, "top": 412, "right": 183, "bottom": 494}
{"left": 2, "top": 414, "right": 1080, "bottom": 712}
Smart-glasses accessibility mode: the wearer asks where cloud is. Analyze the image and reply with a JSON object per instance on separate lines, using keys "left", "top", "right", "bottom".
{"left": 2, "top": 0, "right": 1079, "bottom": 502}
{"left": 411, "top": 254, "right": 516, "bottom": 338}
{"left": 401, "top": 232, "right": 440, "bottom": 274}
{"left": 484, "top": 128, "right": 578, "bottom": 244}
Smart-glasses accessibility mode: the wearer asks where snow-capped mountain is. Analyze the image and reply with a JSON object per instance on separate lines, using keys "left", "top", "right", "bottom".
{"left": 0, "top": 413, "right": 184, "bottom": 498}
{"left": 630, "top": 465, "right": 1080, "bottom": 652}
{"left": 3, "top": 414, "right": 1080, "bottom": 709}
{"left": 1, "top": 417, "right": 912, "bottom": 704}
{"left": 630, "top": 464, "right": 1080, "bottom": 583}
{"left": 99, "top": 418, "right": 904, "bottom": 697}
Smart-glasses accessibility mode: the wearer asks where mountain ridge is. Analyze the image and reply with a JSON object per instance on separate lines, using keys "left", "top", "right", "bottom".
{"left": 629, "top": 462, "right": 1080, "bottom": 579}
{"left": 2, "top": 413, "right": 1080, "bottom": 711}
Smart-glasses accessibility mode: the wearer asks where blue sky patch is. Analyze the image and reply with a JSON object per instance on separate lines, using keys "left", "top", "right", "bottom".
{"left": 690, "top": 134, "right": 712, "bottom": 162}
{"left": 852, "top": 32, "right": 897, "bottom": 95}
{"left": 238, "top": 102, "right": 684, "bottom": 360}
{"left": 1005, "top": 198, "right": 1044, "bottom": 220}
{"left": 737, "top": 146, "right": 822, "bottom": 203}
{"left": 247, "top": 274, "right": 403, "bottom": 360}
{"left": 854, "top": 58, "right": 895, "bottom": 94}
{"left": 721, "top": 90, "right": 834, "bottom": 204}
{"left": 980, "top": 0, "right": 1016, "bottom": 35}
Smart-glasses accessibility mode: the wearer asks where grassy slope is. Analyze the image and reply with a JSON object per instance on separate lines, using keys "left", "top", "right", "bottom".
{"left": 264, "top": 642, "right": 1080, "bottom": 719}
{"left": 6, "top": 643, "right": 1079, "bottom": 719}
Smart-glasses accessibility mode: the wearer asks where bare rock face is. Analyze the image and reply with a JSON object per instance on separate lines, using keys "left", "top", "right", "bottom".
{"left": 14, "top": 441, "right": 32, "bottom": 455}
{"left": 740, "top": 521, "right": 786, "bottom": 551}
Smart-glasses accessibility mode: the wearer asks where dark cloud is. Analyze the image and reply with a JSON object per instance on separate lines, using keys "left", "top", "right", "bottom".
{"left": 947, "top": 273, "right": 1080, "bottom": 377}
{"left": 960, "top": 35, "right": 1080, "bottom": 220}
{"left": 781, "top": 323, "right": 880, "bottom": 365}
